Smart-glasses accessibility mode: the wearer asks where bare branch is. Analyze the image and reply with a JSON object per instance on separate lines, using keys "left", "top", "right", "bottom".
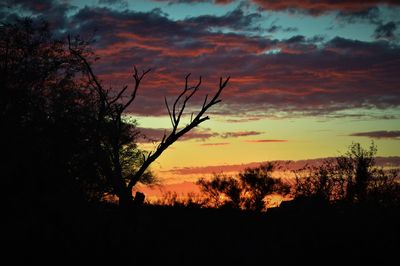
{"left": 165, "top": 97, "right": 174, "bottom": 127}
{"left": 122, "top": 65, "right": 151, "bottom": 112}
{"left": 127, "top": 75, "right": 230, "bottom": 191}
{"left": 175, "top": 76, "right": 201, "bottom": 129}
{"left": 68, "top": 35, "right": 106, "bottom": 104}
{"left": 202, "top": 94, "right": 208, "bottom": 109}
{"left": 172, "top": 74, "right": 191, "bottom": 124}
{"left": 109, "top": 85, "right": 128, "bottom": 105}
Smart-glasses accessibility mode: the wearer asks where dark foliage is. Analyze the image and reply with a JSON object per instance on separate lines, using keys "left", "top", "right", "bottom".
{"left": 0, "top": 18, "right": 158, "bottom": 213}
{"left": 197, "top": 163, "right": 290, "bottom": 211}
{"left": 1, "top": 19, "right": 103, "bottom": 211}
{"left": 293, "top": 142, "right": 400, "bottom": 207}
{"left": 1, "top": 18, "right": 229, "bottom": 211}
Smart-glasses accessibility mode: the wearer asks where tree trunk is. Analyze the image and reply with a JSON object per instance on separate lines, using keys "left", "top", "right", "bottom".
{"left": 118, "top": 189, "right": 134, "bottom": 210}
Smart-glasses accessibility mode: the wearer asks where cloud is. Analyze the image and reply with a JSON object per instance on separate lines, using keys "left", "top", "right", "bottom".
{"left": 67, "top": 7, "right": 400, "bottom": 118}
{"left": 336, "top": 7, "right": 381, "bottom": 24}
{"left": 374, "top": 21, "right": 398, "bottom": 40}
{"left": 137, "top": 127, "right": 219, "bottom": 142}
{"left": 244, "top": 139, "right": 288, "bottom": 143}
{"left": 138, "top": 128, "right": 264, "bottom": 143}
{"left": 165, "top": 156, "right": 400, "bottom": 175}
{"left": 184, "top": 7, "right": 262, "bottom": 32}
{"left": 224, "top": 117, "right": 263, "bottom": 123}
{"left": 349, "top": 130, "right": 400, "bottom": 139}
{"left": 2, "top": 0, "right": 74, "bottom": 29}
{"left": 98, "top": 0, "right": 128, "bottom": 8}
{"left": 200, "top": 142, "right": 230, "bottom": 146}
{"left": 266, "top": 25, "right": 298, "bottom": 33}
{"left": 151, "top": 0, "right": 234, "bottom": 5}
{"left": 221, "top": 131, "right": 262, "bottom": 138}
{"left": 5, "top": 0, "right": 54, "bottom": 12}
{"left": 4, "top": 4, "right": 399, "bottom": 119}
{"left": 250, "top": 0, "right": 400, "bottom": 15}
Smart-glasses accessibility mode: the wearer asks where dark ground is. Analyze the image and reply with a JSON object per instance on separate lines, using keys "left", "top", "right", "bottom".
{"left": 5, "top": 203, "right": 399, "bottom": 265}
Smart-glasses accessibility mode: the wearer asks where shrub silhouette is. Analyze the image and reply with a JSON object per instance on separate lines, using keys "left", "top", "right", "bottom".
{"left": 197, "top": 163, "right": 290, "bottom": 211}
{"left": 153, "top": 191, "right": 205, "bottom": 208}
{"left": 293, "top": 142, "right": 400, "bottom": 207}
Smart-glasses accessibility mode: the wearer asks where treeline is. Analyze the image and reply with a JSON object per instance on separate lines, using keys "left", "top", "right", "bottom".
{"left": 155, "top": 142, "right": 400, "bottom": 210}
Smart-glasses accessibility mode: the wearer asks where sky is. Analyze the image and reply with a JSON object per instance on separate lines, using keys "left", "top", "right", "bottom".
{"left": 2, "top": 0, "right": 400, "bottom": 188}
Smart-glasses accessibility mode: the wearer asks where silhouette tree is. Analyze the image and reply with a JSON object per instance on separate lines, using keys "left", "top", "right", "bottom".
{"left": 1, "top": 18, "right": 230, "bottom": 210}
{"left": 293, "top": 160, "right": 337, "bottom": 204}
{"left": 337, "top": 142, "right": 377, "bottom": 203}
{"left": 292, "top": 142, "right": 400, "bottom": 207}
{"left": 197, "top": 174, "right": 242, "bottom": 208}
{"left": 1, "top": 19, "right": 105, "bottom": 211}
{"left": 68, "top": 36, "right": 230, "bottom": 208}
{"left": 197, "top": 163, "right": 289, "bottom": 211}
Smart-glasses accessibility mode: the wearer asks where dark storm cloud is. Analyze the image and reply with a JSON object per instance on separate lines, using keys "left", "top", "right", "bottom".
{"left": 349, "top": 131, "right": 400, "bottom": 139}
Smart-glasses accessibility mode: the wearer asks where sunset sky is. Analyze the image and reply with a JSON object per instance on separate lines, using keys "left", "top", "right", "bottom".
{"left": 3, "top": 0, "right": 400, "bottom": 187}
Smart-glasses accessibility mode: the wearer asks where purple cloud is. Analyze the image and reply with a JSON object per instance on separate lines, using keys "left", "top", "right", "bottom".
{"left": 349, "top": 131, "right": 400, "bottom": 139}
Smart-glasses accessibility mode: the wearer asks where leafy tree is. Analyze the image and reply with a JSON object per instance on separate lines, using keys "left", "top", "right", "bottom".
{"left": 1, "top": 18, "right": 104, "bottom": 210}
{"left": 197, "top": 163, "right": 290, "bottom": 211}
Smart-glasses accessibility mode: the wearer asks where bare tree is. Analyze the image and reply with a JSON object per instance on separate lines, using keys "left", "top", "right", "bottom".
{"left": 68, "top": 36, "right": 229, "bottom": 208}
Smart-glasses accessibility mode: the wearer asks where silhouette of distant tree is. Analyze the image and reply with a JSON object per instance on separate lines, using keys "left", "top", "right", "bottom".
{"left": 293, "top": 160, "right": 338, "bottom": 204}
{"left": 197, "top": 163, "right": 290, "bottom": 211}
{"left": 338, "top": 142, "right": 377, "bottom": 203}
{"left": 197, "top": 175, "right": 242, "bottom": 208}
{"left": 293, "top": 142, "right": 400, "bottom": 207}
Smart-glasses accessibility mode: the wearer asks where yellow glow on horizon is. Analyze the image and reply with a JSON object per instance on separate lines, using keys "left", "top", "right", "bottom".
{"left": 134, "top": 113, "right": 400, "bottom": 184}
